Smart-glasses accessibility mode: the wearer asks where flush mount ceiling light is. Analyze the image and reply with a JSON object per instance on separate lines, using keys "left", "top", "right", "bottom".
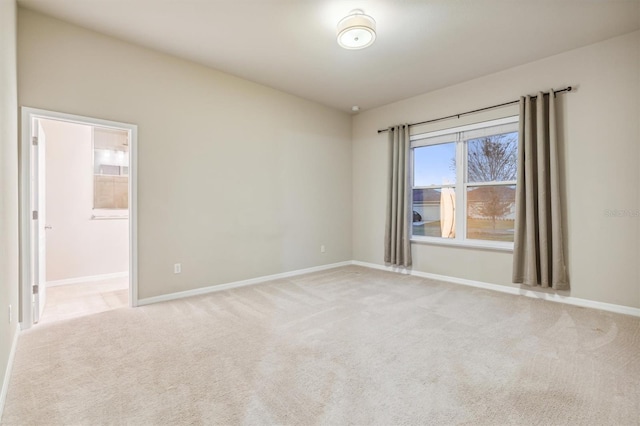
{"left": 337, "top": 9, "right": 376, "bottom": 50}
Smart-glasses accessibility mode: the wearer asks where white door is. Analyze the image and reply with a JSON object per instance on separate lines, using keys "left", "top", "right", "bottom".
{"left": 31, "top": 119, "right": 47, "bottom": 323}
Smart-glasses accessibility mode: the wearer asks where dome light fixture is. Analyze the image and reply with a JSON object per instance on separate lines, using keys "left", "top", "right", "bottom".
{"left": 337, "top": 9, "right": 376, "bottom": 50}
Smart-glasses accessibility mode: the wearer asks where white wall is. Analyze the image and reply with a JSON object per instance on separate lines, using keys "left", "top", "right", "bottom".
{"left": 0, "top": 0, "right": 19, "bottom": 411}
{"left": 353, "top": 31, "right": 640, "bottom": 309}
{"left": 40, "top": 119, "right": 129, "bottom": 282}
{"left": 18, "top": 8, "right": 353, "bottom": 300}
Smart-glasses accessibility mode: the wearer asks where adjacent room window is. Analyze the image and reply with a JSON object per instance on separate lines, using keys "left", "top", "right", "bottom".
{"left": 93, "top": 127, "right": 129, "bottom": 217}
{"left": 411, "top": 116, "right": 518, "bottom": 248}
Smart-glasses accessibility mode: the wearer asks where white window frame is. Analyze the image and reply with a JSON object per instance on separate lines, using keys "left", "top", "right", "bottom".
{"left": 410, "top": 116, "right": 519, "bottom": 251}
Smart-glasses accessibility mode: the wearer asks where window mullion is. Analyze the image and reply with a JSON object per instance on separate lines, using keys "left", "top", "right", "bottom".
{"left": 467, "top": 180, "right": 517, "bottom": 187}
{"left": 410, "top": 147, "right": 414, "bottom": 237}
{"left": 456, "top": 134, "right": 465, "bottom": 241}
{"left": 413, "top": 185, "right": 456, "bottom": 190}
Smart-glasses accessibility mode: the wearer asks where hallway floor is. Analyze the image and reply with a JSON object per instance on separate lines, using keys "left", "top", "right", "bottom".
{"left": 38, "top": 277, "right": 128, "bottom": 325}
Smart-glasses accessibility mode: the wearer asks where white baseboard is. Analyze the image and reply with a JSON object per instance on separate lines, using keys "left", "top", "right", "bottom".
{"left": 135, "top": 259, "right": 639, "bottom": 317}
{"left": 351, "top": 260, "right": 640, "bottom": 317}
{"left": 137, "top": 261, "right": 353, "bottom": 306}
{"left": 46, "top": 271, "right": 128, "bottom": 287}
{"left": 0, "top": 325, "right": 20, "bottom": 421}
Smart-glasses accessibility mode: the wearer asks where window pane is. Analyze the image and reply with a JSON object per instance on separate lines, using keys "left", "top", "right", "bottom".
{"left": 467, "top": 132, "right": 517, "bottom": 183}
{"left": 412, "top": 188, "right": 456, "bottom": 238}
{"left": 414, "top": 142, "right": 456, "bottom": 186}
{"left": 466, "top": 185, "right": 516, "bottom": 242}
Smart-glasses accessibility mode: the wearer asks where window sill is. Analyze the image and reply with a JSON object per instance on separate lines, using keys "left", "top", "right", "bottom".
{"left": 410, "top": 236, "right": 513, "bottom": 253}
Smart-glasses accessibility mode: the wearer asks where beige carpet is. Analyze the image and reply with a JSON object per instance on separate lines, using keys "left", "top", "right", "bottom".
{"left": 2, "top": 266, "right": 639, "bottom": 425}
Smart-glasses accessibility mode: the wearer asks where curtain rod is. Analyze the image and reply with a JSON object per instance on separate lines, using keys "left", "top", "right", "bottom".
{"left": 377, "top": 86, "right": 573, "bottom": 134}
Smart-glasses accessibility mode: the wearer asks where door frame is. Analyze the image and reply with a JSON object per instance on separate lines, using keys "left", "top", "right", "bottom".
{"left": 31, "top": 119, "right": 47, "bottom": 323}
{"left": 20, "top": 107, "right": 139, "bottom": 329}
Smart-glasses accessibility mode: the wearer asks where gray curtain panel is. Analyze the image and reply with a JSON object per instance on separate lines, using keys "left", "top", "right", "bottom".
{"left": 385, "top": 125, "right": 412, "bottom": 267}
{"left": 512, "top": 92, "right": 569, "bottom": 289}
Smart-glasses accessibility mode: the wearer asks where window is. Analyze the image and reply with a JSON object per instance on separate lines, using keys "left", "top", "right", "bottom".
{"left": 411, "top": 116, "right": 518, "bottom": 248}
{"left": 93, "top": 127, "right": 129, "bottom": 218}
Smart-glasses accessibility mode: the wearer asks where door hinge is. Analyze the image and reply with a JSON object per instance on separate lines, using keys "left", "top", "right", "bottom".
{"left": 33, "top": 285, "right": 39, "bottom": 295}
{"left": 32, "top": 136, "right": 38, "bottom": 146}
{"left": 32, "top": 210, "right": 38, "bottom": 220}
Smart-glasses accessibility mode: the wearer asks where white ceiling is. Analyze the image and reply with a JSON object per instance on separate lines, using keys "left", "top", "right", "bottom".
{"left": 17, "top": 0, "right": 640, "bottom": 112}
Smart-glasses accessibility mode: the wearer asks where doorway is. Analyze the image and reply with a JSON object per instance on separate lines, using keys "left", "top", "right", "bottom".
{"left": 20, "top": 108, "right": 138, "bottom": 329}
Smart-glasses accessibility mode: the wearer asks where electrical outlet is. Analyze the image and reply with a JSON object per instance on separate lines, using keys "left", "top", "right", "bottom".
{"left": 8, "top": 304, "right": 12, "bottom": 323}
{"left": 320, "top": 245, "right": 326, "bottom": 253}
{"left": 174, "top": 263, "right": 182, "bottom": 274}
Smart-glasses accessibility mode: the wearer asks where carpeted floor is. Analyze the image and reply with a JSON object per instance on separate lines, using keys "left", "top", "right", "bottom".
{"left": 2, "top": 266, "right": 639, "bottom": 425}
